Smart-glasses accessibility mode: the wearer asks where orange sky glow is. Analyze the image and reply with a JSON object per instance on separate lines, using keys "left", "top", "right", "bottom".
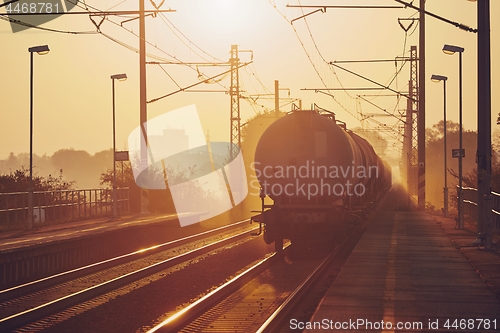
{"left": 0, "top": 0, "right": 498, "bottom": 161}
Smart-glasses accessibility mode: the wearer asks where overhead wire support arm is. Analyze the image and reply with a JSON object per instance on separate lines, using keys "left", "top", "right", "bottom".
{"left": 146, "top": 61, "right": 229, "bottom": 65}
{"left": 331, "top": 57, "right": 414, "bottom": 64}
{"left": 0, "top": 0, "right": 18, "bottom": 8}
{"left": 357, "top": 95, "right": 408, "bottom": 125}
{"left": 358, "top": 94, "right": 405, "bottom": 97}
{"left": 184, "top": 90, "right": 228, "bottom": 93}
{"left": 288, "top": 4, "right": 403, "bottom": 23}
{"left": 147, "top": 62, "right": 252, "bottom": 104}
{"left": 290, "top": 8, "right": 325, "bottom": 24}
{"left": 1, "top": 10, "right": 176, "bottom": 16}
{"left": 303, "top": 87, "right": 385, "bottom": 91}
{"left": 287, "top": 5, "right": 404, "bottom": 9}
{"left": 394, "top": 0, "right": 476, "bottom": 33}
{"left": 328, "top": 61, "right": 417, "bottom": 103}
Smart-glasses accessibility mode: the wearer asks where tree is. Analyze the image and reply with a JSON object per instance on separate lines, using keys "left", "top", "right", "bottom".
{"left": 426, "top": 120, "right": 460, "bottom": 142}
{"left": 100, "top": 162, "right": 142, "bottom": 213}
{"left": 51, "top": 149, "right": 93, "bottom": 188}
{"left": 100, "top": 161, "right": 219, "bottom": 214}
{"left": 0, "top": 168, "right": 74, "bottom": 193}
{"left": 425, "top": 120, "right": 478, "bottom": 212}
{"left": 4, "top": 152, "right": 18, "bottom": 172}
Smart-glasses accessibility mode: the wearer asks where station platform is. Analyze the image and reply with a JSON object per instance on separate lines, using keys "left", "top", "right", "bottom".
{"left": 0, "top": 208, "right": 233, "bottom": 253}
{"left": 0, "top": 209, "right": 241, "bottom": 288}
{"left": 305, "top": 186, "right": 500, "bottom": 332}
{"left": 0, "top": 213, "right": 183, "bottom": 253}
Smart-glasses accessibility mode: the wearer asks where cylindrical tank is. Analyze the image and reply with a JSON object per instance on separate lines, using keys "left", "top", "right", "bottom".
{"left": 348, "top": 132, "right": 380, "bottom": 187}
{"left": 254, "top": 111, "right": 371, "bottom": 201}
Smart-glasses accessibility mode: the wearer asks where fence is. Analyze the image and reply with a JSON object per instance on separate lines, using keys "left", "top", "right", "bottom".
{"left": 461, "top": 186, "right": 500, "bottom": 232}
{"left": 0, "top": 188, "right": 129, "bottom": 230}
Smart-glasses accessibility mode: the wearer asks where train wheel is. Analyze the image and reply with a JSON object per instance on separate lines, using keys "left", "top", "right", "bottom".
{"left": 275, "top": 238, "right": 284, "bottom": 252}
{"left": 263, "top": 228, "right": 274, "bottom": 244}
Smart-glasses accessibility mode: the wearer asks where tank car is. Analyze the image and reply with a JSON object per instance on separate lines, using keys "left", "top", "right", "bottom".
{"left": 251, "top": 108, "right": 391, "bottom": 251}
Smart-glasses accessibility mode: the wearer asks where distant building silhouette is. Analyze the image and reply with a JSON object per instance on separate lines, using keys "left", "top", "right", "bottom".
{"left": 148, "top": 128, "right": 189, "bottom": 161}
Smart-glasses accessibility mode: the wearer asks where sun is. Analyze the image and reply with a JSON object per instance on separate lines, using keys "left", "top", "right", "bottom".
{"left": 186, "top": 0, "right": 262, "bottom": 45}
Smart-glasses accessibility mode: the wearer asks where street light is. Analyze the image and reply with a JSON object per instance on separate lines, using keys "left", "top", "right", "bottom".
{"left": 431, "top": 74, "right": 449, "bottom": 217}
{"left": 110, "top": 73, "right": 127, "bottom": 218}
{"left": 442, "top": 44, "right": 465, "bottom": 55}
{"left": 442, "top": 44, "right": 465, "bottom": 229}
{"left": 28, "top": 44, "right": 50, "bottom": 230}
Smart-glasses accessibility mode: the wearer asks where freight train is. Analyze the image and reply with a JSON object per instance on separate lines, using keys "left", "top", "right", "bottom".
{"left": 251, "top": 106, "right": 392, "bottom": 251}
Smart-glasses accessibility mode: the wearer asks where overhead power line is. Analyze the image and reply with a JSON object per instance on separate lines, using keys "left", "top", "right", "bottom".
{"left": 328, "top": 62, "right": 417, "bottom": 103}
{"left": 331, "top": 58, "right": 415, "bottom": 64}
{"left": 147, "top": 62, "right": 252, "bottom": 104}
{"left": 1, "top": 10, "right": 174, "bottom": 15}
{"left": 394, "top": 0, "right": 477, "bottom": 33}
{"left": 287, "top": 5, "right": 404, "bottom": 9}
{"left": 0, "top": 0, "right": 19, "bottom": 8}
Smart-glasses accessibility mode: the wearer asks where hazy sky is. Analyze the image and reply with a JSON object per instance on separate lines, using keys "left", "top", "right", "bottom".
{"left": 0, "top": 0, "right": 498, "bottom": 160}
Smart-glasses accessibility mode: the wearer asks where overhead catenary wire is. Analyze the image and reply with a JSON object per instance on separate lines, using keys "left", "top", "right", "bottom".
{"left": 268, "top": 0, "right": 417, "bottom": 153}
{"left": 3, "top": 0, "right": 249, "bottom": 105}
{"left": 295, "top": 1, "right": 358, "bottom": 119}
{"left": 0, "top": 14, "right": 98, "bottom": 34}
{"left": 2, "top": 0, "right": 274, "bottom": 120}
{"left": 147, "top": 62, "right": 252, "bottom": 104}
{"left": 268, "top": 0, "right": 409, "bottom": 122}
{"left": 2, "top": 0, "right": 407, "bottom": 147}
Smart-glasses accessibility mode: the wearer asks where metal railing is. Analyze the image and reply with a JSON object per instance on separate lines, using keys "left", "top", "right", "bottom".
{"left": 461, "top": 186, "right": 500, "bottom": 232}
{"left": 0, "top": 188, "right": 129, "bottom": 230}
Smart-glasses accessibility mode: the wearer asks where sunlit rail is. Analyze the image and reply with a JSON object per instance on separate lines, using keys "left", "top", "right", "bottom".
{"left": 0, "top": 220, "right": 257, "bottom": 332}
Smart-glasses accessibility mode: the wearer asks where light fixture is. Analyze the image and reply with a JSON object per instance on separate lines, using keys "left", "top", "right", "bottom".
{"left": 111, "top": 73, "right": 127, "bottom": 81}
{"left": 430, "top": 74, "right": 447, "bottom": 83}
{"left": 442, "top": 44, "right": 465, "bottom": 55}
{"left": 28, "top": 45, "right": 50, "bottom": 55}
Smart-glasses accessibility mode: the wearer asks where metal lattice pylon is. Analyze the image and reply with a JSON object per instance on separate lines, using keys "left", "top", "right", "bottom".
{"left": 402, "top": 46, "right": 419, "bottom": 198}
{"left": 410, "top": 46, "right": 419, "bottom": 168}
{"left": 229, "top": 45, "right": 240, "bottom": 159}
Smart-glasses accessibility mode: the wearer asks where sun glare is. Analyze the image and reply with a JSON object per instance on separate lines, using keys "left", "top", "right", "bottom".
{"left": 190, "top": 0, "right": 261, "bottom": 44}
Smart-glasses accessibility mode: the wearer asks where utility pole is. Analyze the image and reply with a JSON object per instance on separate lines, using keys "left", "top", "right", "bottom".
{"left": 476, "top": 0, "right": 492, "bottom": 249}
{"left": 402, "top": 46, "right": 418, "bottom": 205}
{"left": 418, "top": 0, "right": 426, "bottom": 210}
{"left": 229, "top": 45, "right": 240, "bottom": 160}
{"left": 147, "top": 49, "right": 252, "bottom": 159}
{"left": 275, "top": 80, "right": 279, "bottom": 117}
{"left": 139, "top": 0, "right": 149, "bottom": 213}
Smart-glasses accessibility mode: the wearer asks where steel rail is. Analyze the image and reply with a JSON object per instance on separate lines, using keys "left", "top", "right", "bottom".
{"left": 146, "top": 245, "right": 289, "bottom": 333}
{"left": 255, "top": 189, "right": 392, "bottom": 332}
{"left": 255, "top": 249, "right": 341, "bottom": 332}
{"left": 0, "top": 219, "right": 251, "bottom": 300}
{"left": 255, "top": 234, "right": 361, "bottom": 332}
{"left": 0, "top": 223, "right": 257, "bottom": 332}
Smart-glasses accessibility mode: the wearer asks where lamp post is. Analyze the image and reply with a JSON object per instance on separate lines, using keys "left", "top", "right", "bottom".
{"left": 467, "top": 0, "right": 492, "bottom": 248}
{"left": 110, "top": 73, "right": 127, "bottom": 218}
{"left": 442, "top": 44, "right": 465, "bottom": 229}
{"left": 431, "top": 74, "right": 448, "bottom": 217}
{"left": 27, "top": 44, "right": 50, "bottom": 230}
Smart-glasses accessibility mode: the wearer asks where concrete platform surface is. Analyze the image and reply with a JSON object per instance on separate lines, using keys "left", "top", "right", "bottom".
{"left": 0, "top": 213, "right": 181, "bottom": 252}
{"left": 304, "top": 188, "right": 500, "bottom": 332}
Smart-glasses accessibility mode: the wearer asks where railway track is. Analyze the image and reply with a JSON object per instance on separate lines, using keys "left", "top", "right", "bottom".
{"left": 0, "top": 220, "right": 257, "bottom": 332}
{"left": 144, "top": 228, "right": 365, "bottom": 333}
